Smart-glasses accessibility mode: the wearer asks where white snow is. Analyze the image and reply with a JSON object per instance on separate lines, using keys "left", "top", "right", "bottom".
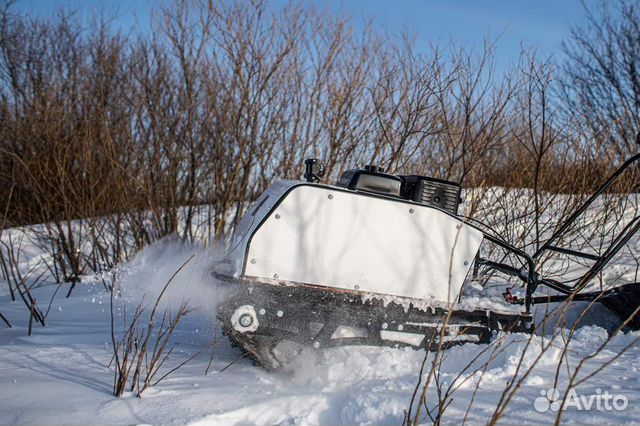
{"left": 1, "top": 262, "right": 639, "bottom": 425}
{"left": 1, "top": 189, "right": 639, "bottom": 425}
{"left": 2, "top": 278, "right": 640, "bottom": 426}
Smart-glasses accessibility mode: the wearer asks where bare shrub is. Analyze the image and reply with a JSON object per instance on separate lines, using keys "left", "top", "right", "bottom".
{"left": 0, "top": 233, "right": 46, "bottom": 333}
{"left": 110, "top": 255, "right": 198, "bottom": 397}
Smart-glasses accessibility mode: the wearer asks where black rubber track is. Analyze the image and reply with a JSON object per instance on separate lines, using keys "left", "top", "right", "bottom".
{"left": 215, "top": 275, "right": 533, "bottom": 370}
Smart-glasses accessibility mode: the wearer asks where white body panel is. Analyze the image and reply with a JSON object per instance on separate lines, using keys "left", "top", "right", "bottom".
{"left": 222, "top": 182, "right": 483, "bottom": 304}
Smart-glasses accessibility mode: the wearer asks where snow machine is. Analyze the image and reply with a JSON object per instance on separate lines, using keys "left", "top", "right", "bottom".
{"left": 214, "top": 151, "right": 640, "bottom": 370}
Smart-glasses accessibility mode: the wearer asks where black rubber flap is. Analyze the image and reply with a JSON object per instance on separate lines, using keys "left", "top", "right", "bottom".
{"left": 599, "top": 283, "right": 640, "bottom": 330}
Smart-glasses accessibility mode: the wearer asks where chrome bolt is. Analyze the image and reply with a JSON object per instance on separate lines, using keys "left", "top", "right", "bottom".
{"left": 239, "top": 314, "right": 253, "bottom": 328}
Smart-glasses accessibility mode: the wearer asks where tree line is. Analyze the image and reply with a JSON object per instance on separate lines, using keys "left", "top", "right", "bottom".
{"left": 0, "top": 0, "right": 638, "bottom": 286}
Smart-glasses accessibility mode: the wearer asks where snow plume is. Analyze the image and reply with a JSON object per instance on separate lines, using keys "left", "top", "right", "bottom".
{"left": 116, "top": 237, "right": 226, "bottom": 322}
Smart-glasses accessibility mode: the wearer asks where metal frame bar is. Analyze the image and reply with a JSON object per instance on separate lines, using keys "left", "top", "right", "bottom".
{"left": 474, "top": 153, "right": 640, "bottom": 313}
{"left": 534, "top": 153, "right": 640, "bottom": 262}
{"left": 478, "top": 235, "right": 537, "bottom": 312}
{"left": 543, "top": 245, "right": 600, "bottom": 262}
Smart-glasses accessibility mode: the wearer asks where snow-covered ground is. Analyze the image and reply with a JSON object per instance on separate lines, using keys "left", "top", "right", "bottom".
{"left": 1, "top": 238, "right": 639, "bottom": 426}
{"left": 1, "top": 186, "right": 639, "bottom": 425}
{"left": 2, "top": 281, "right": 640, "bottom": 426}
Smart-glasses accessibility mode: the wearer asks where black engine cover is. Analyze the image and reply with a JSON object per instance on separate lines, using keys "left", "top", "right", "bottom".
{"left": 336, "top": 167, "right": 402, "bottom": 196}
{"left": 401, "top": 175, "right": 462, "bottom": 215}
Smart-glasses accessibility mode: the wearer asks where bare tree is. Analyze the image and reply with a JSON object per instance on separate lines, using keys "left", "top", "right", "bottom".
{"left": 561, "top": 0, "right": 640, "bottom": 159}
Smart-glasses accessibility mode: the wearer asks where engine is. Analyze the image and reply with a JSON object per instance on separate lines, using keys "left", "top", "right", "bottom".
{"left": 334, "top": 164, "right": 462, "bottom": 215}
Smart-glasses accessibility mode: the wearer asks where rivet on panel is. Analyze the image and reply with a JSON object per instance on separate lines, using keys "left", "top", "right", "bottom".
{"left": 275, "top": 213, "right": 281, "bottom": 219}
{"left": 328, "top": 194, "right": 334, "bottom": 199}
{"left": 409, "top": 208, "right": 415, "bottom": 214}
{"left": 250, "top": 258, "right": 257, "bottom": 264}
{"left": 273, "top": 273, "right": 279, "bottom": 279}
